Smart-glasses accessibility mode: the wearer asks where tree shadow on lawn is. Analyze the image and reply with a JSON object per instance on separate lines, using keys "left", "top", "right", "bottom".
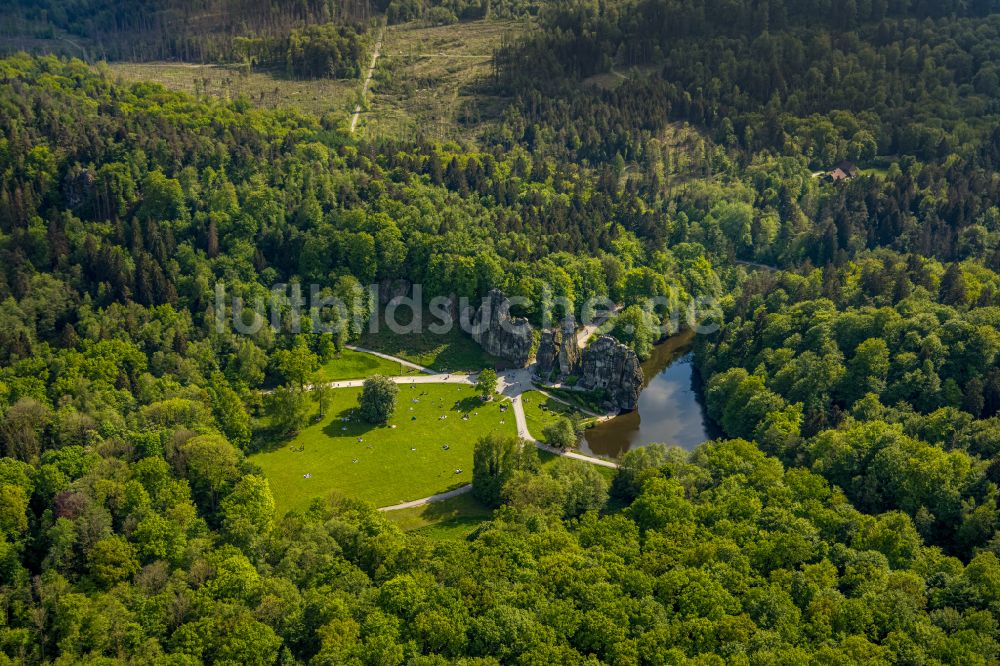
{"left": 411, "top": 498, "right": 494, "bottom": 540}
{"left": 413, "top": 516, "right": 488, "bottom": 541}
{"left": 249, "top": 424, "right": 296, "bottom": 454}
{"left": 416, "top": 499, "right": 484, "bottom": 522}
{"left": 408, "top": 496, "right": 494, "bottom": 540}
{"left": 453, "top": 395, "right": 487, "bottom": 413}
{"left": 320, "top": 407, "right": 381, "bottom": 439}
{"left": 251, "top": 408, "right": 378, "bottom": 455}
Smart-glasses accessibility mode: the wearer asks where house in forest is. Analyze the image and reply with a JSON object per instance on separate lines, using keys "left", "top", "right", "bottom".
{"left": 824, "top": 161, "right": 860, "bottom": 182}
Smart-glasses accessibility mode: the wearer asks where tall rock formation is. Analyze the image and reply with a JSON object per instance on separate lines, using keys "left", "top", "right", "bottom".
{"left": 536, "top": 329, "right": 559, "bottom": 375}
{"left": 558, "top": 316, "right": 579, "bottom": 375}
{"left": 467, "top": 289, "right": 533, "bottom": 367}
{"left": 537, "top": 317, "right": 581, "bottom": 377}
{"left": 579, "top": 335, "right": 644, "bottom": 411}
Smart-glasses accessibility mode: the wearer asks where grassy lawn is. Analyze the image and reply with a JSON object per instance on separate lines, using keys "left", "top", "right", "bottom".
{"left": 358, "top": 308, "right": 502, "bottom": 372}
{"left": 250, "top": 383, "right": 517, "bottom": 513}
{"left": 383, "top": 492, "right": 493, "bottom": 541}
{"left": 317, "top": 349, "right": 418, "bottom": 381}
{"left": 108, "top": 61, "right": 358, "bottom": 119}
{"left": 364, "top": 18, "right": 528, "bottom": 142}
{"left": 860, "top": 166, "right": 890, "bottom": 178}
{"left": 521, "top": 390, "right": 587, "bottom": 442}
{"left": 536, "top": 386, "right": 608, "bottom": 415}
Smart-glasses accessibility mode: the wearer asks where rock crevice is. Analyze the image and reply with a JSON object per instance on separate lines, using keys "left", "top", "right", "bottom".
{"left": 536, "top": 329, "right": 559, "bottom": 375}
{"left": 537, "top": 316, "right": 581, "bottom": 377}
{"left": 558, "top": 316, "right": 579, "bottom": 376}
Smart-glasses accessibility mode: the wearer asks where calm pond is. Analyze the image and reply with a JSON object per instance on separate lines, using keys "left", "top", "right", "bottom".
{"left": 580, "top": 331, "right": 713, "bottom": 459}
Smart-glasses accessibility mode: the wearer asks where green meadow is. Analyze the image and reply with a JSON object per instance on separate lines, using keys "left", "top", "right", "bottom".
{"left": 383, "top": 492, "right": 493, "bottom": 541}
{"left": 251, "top": 383, "right": 518, "bottom": 512}
{"left": 317, "top": 348, "right": 419, "bottom": 381}
{"left": 521, "top": 390, "right": 587, "bottom": 441}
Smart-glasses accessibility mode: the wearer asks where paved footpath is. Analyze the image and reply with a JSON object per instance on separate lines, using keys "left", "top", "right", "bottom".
{"left": 378, "top": 484, "right": 473, "bottom": 512}
{"left": 316, "top": 373, "right": 472, "bottom": 391}
{"left": 510, "top": 393, "right": 619, "bottom": 469}
{"left": 344, "top": 344, "right": 435, "bottom": 373}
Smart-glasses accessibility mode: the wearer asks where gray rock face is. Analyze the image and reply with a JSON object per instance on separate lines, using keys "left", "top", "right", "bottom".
{"left": 558, "top": 316, "right": 579, "bottom": 375}
{"left": 62, "top": 166, "right": 95, "bottom": 211}
{"left": 468, "top": 289, "right": 533, "bottom": 367}
{"left": 579, "top": 335, "right": 644, "bottom": 411}
{"left": 536, "top": 329, "right": 559, "bottom": 375}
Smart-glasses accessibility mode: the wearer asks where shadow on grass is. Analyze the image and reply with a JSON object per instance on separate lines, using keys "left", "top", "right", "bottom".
{"left": 416, "top": 497, "right": 486, "bottom": 522}
{"left": 453, "top": 395, "right": 486, "bottom": 412}
{"left": 320, "top": 407, "right": 380, "bottom": 438}
{"left": 358, "top": 308, "right": 504, "bottom": 372}
{"left": 408, "top": 495, "right": 494, "bottom": 541}
{"left": 249, "top": 425, "right": 295, "bottom": 454}
{"left": 412, "top": 516, "right": 488, "bottom": 541}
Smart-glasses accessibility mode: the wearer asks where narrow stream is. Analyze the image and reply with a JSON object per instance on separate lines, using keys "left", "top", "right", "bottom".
{"left": 580, "top": 331, "right": 712, "bottom": 459}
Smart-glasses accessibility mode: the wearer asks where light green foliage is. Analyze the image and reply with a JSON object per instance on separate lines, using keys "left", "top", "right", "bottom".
{"left": 179, "top": 434, "right": 243, "bottom": 512}
{"left": 472, "top": 433, "right": 538, "bottom": 508}
{"left": 504, "top": 458, "right": 609, "bottom": 518}
{"left": 88, "top": 535, "right": 139, "bottom": 587}
{"left": 0, "top": 2, "right": 999, "bottom": 658}
{"left": 475, "top": 368, "right": 497, "bottom": 400}
{"left": 209, "top": 372, "right": 251, "bottom": 449}
{"left": 610, "top": 304, "right": 658, "bottom": 360}
{"left": 0, "top": 485, "right": 28, "bottom": 538}
{"left": 312, "top": 381, "right": 333, "bottom": 418}
{"left": 540, "top": 416, "right": 577, "bottom": 449}
{"left": 839, "top": 337, "right": 890, "bottom": 405}
{"left": 273, "top": 337, "right": 319, "bottom": 390}
{"left": 220, "top": 475, "right": 275, "bottom": 550}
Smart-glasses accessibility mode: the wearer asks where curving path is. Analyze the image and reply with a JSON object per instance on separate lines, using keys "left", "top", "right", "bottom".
{"left": 735, "top": 258, "right": 779, "bottom": 272}
{"left": 344, "top": 344, "right": 435, "bottom": 373}
{"left": 576, "top": 303, "right": 623, "bottom": 348}
{"left": 509, "top": 393, "right": 618, "bottom": 469}
{"left": 531, "top": 387, "right": 606, "bottom": 420}
{"left": 378, "top": 484, "right": 472, "bottom": 512}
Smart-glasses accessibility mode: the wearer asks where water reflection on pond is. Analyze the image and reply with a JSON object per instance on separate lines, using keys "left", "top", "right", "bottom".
{"left": 581, "top": 331, "right": 713, "bottom": 459}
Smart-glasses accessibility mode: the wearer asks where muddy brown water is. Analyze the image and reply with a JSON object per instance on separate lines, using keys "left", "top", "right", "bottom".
{"left": 580, "top": 330, "right": 712, "bottom": 459}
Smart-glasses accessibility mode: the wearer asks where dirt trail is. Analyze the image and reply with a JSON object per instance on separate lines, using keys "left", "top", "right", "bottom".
{"left": 576, "top": 304, "right": 623, "bottom": 348}
{"left": 350, "top": 24, "right": 384, "bottom": 134}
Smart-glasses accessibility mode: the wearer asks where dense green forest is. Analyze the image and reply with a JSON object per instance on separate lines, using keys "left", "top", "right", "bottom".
{"left": 491, "top": 0, "right": 1000, "bottom": 263}
{"left": 0, "top": 0, "right": 374, "bottom": 67}
{"left": 0, "top": 0, "right": 538, "bottom": 65}
{"left": 384, "top": 0, "right": 539, "bottom": 24}
{"left": 1, "top": 0, "right": 1000, "bottom": 662}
